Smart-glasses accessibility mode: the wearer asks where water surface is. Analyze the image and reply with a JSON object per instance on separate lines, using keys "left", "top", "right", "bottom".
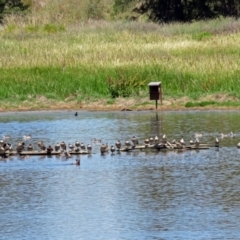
{"left": 0, "top": 110, "right": 240, "bottom": 240}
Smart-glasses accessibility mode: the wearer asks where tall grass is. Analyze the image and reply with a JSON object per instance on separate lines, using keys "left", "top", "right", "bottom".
{"left": 0, "top": 13, "right": 240, "bottom": 105}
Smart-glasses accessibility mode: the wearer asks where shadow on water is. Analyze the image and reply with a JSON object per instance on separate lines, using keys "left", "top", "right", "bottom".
{"left": 1, "top": 110, "right": 240, "bottom": 239}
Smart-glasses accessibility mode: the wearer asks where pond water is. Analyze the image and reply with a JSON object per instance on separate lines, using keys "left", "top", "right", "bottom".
{"left": 0, "top": 110, "right": 240, "bottom": 240}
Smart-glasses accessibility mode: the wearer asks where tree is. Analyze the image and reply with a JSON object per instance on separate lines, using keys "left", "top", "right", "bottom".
{"left": 133, "top": 0, "right": 240, "bottom": 23}
{"left": 0, "top": 0, "right": 29, "bottom": 23}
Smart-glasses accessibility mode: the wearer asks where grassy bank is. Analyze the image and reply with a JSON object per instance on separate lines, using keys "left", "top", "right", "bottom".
{"left": 0, "top": 17, "right": 240, "bottom": 111}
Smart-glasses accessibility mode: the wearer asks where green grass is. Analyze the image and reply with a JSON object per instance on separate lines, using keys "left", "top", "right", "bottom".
{"left": 0, "top": 15, "right": 240, "bottom": 109}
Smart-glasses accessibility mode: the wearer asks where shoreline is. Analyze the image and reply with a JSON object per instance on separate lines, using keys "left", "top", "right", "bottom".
{"left": 0, "top": 94, "right": 239, "bottom": 113}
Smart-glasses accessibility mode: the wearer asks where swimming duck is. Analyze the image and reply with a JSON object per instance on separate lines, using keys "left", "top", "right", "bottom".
{"left": 221, "top": 133, "right": 228, "bottom": 138}
{"left": 76, "top": 159, "right": 80, "bottom": 165}
{"left": 194, "top": 133, "right": 203, "bottom": 138}
{"left": 2, "top": 135, "right": 11, "bottom": 140}
{"left": 92, "top": 138, "right": 101, "bottom": 144}
{"left": 74, "top": 112, "right": 78, "bottom": 116}
{"left": 23, "top": 134, "right": 32, "bottom": 140}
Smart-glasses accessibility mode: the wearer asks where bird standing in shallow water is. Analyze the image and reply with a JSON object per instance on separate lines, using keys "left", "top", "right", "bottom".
{"left": 75, "top": 112, "right": 78, "bottom": 116}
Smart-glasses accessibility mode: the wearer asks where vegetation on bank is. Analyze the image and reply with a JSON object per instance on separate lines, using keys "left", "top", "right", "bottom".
{"left": 0, "top": 1, "right": 240, "bottom": 110}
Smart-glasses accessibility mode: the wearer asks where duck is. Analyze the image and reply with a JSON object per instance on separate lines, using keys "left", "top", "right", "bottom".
{"left": 162, "top": 134, "right": 167, "bottom": 144}
{"left": 75, "top": 141, "right": 80, "bottom": 148}
{"left": 131, "top": 136, "right": 139, "bottom": 146}
{"left": 74, "top": 112, "right": 78, "bottom": 116}
{"left": 87, "top": 144, "right": 92, "bottom": 153}
{"left": 4, "top": 143, "right": 13, "bottom": 151}
{"left": 144, "top": 138, "right": 149, "bottom": 145}
{"left": 237, "top": 142, "right": 240, "bottom": 148}
{"left": 80, "top": 143, "right": 86, "bottom": 151}
{"left": 37, "top": 141, "right": 46, "bottom": 151}
{"left": 76, "top": 159, "right": 80, "bottom": 165}
{"left": 125, "top": 140, "right": 131, "bottom": 148}
{"left": 16, "top": 142, "right": 25, "bottom": 152}
{"left": 47, "top": 145, "right": 53, "bottom": 154}
{"left": 2, "top": 135, "right": 11, "bottom": 140}
{"left": 149, "top": 137, "right": 154, "bottom": 145}
{"left": 23, "top": 134, "right": 32, "bottom": 140}
{"left": 195, "top": 138, "right": 200, "bottom": 147}
{"left": 100, "top": 143, "right": 107, "bottom": 155}
{"left": 230, "top": 131, "right": 236, "bottom": 138}
{"left": 0, "top": 139, "right": 4, "bottom": 146}
{"left": 194, "top": 133, "right": 203, "bottom": 138}
{"left": 68, "top": 143, "right": 74, "bottom": 151}
{"left": 221, "top": 133, "right": 228, "bottom": 138}
{"left": 55, "top": 143, "right": 60, "bottom": 152}
{"left": 154, "top": 135, "right": 159, "bottom": 144}
{"left": 27, "top": 144, "right": 33, "bottom": 151}
{"left": 60, "top": 141, "right": 66, "bottom": 151}
{"left": 92, "top": 138, "right": 101, "bottom": 144}
{"left": 115, "top": 140, "right": 121, "bottom": 150}
{"left": 110, "top": 146, "right": 116, "bottom": 153}
{"left": 180, "top": 138, "right": 185, "bottom": 146}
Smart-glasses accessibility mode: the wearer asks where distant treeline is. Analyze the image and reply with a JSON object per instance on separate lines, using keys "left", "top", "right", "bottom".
{"left": 0, "top": 0, "right": 29, "bottom": 22}
{"left": 133, "top": 0, "right": 240, "bottom": 22}
{"left": 0, "top": 0, "right": 239, "bottom": 24}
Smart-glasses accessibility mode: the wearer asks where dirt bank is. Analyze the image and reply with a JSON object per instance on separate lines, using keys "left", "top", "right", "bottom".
{"left": 0, "top": 94, "right": 239, "bottom": 112}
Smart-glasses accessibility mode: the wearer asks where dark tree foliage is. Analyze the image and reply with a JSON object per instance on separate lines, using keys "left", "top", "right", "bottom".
{"left": 133, "top": 0, "right": 240, "bottom": 23}
{"left": 0, "top": 0, "right": 29, "bottom": 23}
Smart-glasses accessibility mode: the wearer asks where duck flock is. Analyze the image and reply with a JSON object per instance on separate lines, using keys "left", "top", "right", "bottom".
{"left": 0, "top": 133, "right": 225, "bottom": 159}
